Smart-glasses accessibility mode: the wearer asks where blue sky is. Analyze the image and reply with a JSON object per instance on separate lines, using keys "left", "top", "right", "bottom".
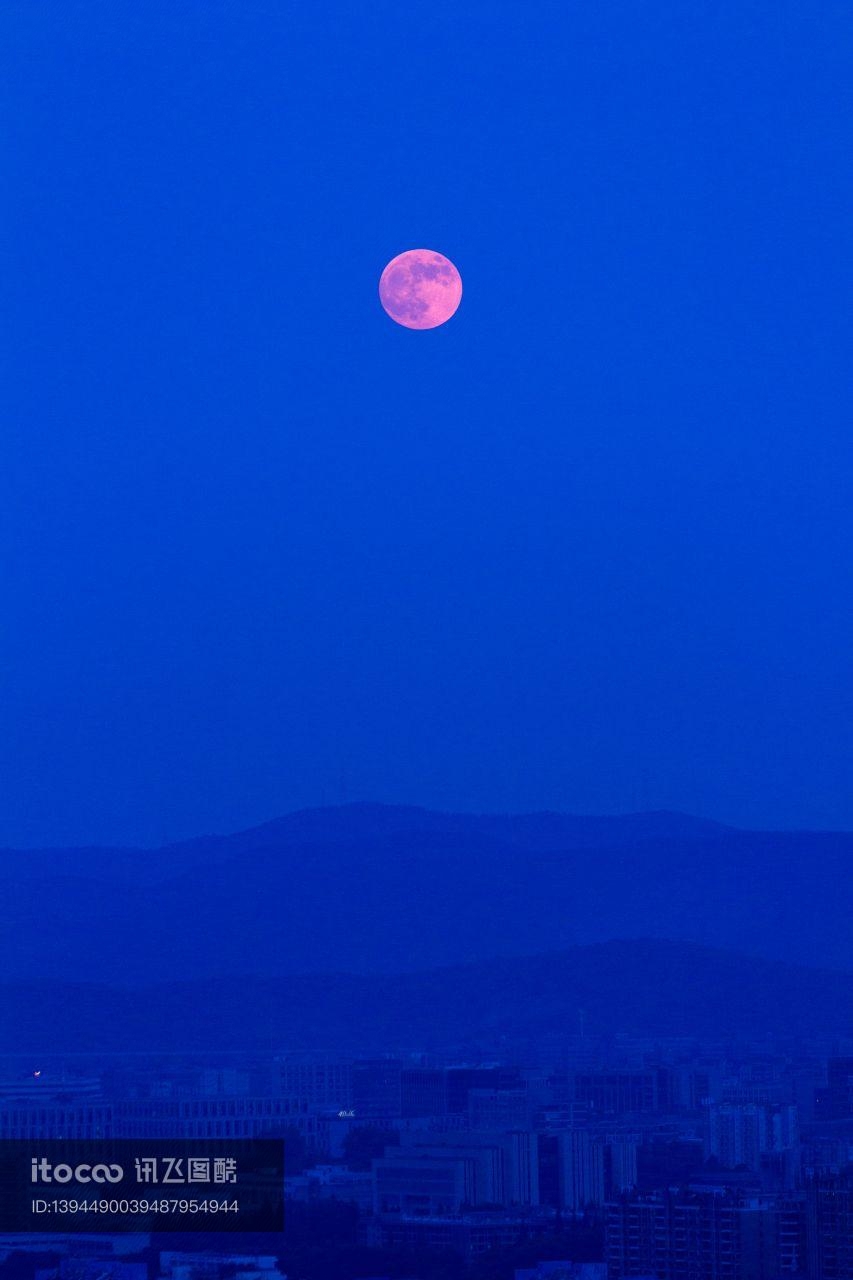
{"left": 2, "top": 0, "right": 851, "bottom": 845}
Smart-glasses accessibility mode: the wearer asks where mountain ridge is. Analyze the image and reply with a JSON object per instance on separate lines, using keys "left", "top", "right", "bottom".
{"left": 0, "top": 801, "right": 733, "bottom": 862}
{"left": 1, "top": 803, "right": 852, "bottom": 980}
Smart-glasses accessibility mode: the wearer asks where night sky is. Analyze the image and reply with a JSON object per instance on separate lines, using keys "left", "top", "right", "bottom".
{"left": 2, "top": 1, "right": 851, "bottom": 847}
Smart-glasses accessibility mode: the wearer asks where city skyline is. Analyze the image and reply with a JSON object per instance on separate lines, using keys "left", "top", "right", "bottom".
{"left": 2, "top": 1032, "right": 852, "bottom": 1278}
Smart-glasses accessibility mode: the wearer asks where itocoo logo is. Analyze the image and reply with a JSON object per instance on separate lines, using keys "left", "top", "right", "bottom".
{"left": 31, "top": 1159, "right": 123, "bottom": 1184}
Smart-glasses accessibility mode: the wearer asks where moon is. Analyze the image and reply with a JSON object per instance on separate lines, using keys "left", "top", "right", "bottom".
{"left": 379, "top": 249, "right": 462, "bottom": 330}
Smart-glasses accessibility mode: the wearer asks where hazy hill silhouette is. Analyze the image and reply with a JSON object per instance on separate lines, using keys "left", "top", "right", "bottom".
{"left": 1, "top": 802, "right": 852, "bottom": 982}
{"left": 3, "top": 940, "right": 852, "bottom": 1053}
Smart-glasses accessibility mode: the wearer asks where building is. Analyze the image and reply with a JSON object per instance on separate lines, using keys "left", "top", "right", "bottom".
{"left": 707, "top": 1104, "right": 768, "bottom": 1171}
{"left": 0, "top": 1101, "right": 114, "bottom": 1139}
{"left": 374, "top": 1211, "right": 556, "bottom": 1259}
{"left": 401, "top": 1067, "right": 446, "bottom": 1118}
{"left": 373, "top": 1151, "right": 473, "bottom": 1215}
{"left": 706, "top": 1103, "right": 800, "bottom": 1175}
{"left": 112, "top": 1094, "right": 324, "bottom": 1148}
{"left": 557, "top": 1130, "right": 605, "bottom": 1211}
{"left": 159, "top": 1255, "right": 284, "bottom": 1280}
{"left": 573, "top": 1070, "right": 672, "bottom": 1116}
{"left": 605, "top": 1137, "right": 639, "bottom": 1197}
{"left": 375, "top": 1129, "right": 540, "bottom": 1211}
{"left": 351, "top": 1059, "right": 403, "bottom": 1118}
{"left": 606, "top": 1187, "right": 806, "bottom": 1279}
{"left": 817, "top": 1060, "right": 853, "bottom": 1122}
{"left": 468, "top": 1088, "right": 531, "bottom": 1131}
{"left": 276, "top": 1057, "right": 352, "bottom": 1109}
{"left": 0, "top": 1237, "right": 148, "bottom": 1263}
{"left": 605, "top": 1194, "right": 668, "bottom": 1277}
{"left": 35, "top": 1264, "right": 145, "bottom": 1280}
{"left": 285, "top": 1163, "right": 373, "bottom": 1211}
{"left": 807, "top": 1171, "right": 853, "bottom": 1278}
{"left": 515, "top": 1265, "right": 606, "bottom": 1280}
{"left": 445, "top": 1067, "right": 522, "bottom": 1114}
{"left": 636, "top": 1137, "right": 705, "bottom": 1192}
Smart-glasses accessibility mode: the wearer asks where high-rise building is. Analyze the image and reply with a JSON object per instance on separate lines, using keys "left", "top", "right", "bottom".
{"left": 808, "top": 1172, "right": 853, "bottom": 1278}
{"left": 557, "top": 1130, "right": 605, "bottom": 1211}
{"left": 606, "top": 1188, "right": 806, "bottom": 1279}
{"left": 400, "top": 1068, "right": 446, "bottom": 1118}
{"left": 817, "top": 1060, "right": 853, "bottom": 1122}
{"left": 707, "top": 1103, "right": 799, "bottom": 1174}
{"left": 605, "top": 1137, "right": 639, "bottom": 1197}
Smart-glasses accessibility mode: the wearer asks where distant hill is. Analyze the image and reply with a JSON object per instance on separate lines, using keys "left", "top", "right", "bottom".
{"left": 0, "top": 802, "right": 852, "bottom": 982}
{"left": 3, "top": 940, "right": 852, "bottom": 1053}
{"left": 0, "top": 803, "right": 728, "bottom": 880}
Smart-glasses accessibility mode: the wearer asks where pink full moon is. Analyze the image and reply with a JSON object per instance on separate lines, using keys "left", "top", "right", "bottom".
{"left": 379, "top": 249, "right": 463, "bottom": 330}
